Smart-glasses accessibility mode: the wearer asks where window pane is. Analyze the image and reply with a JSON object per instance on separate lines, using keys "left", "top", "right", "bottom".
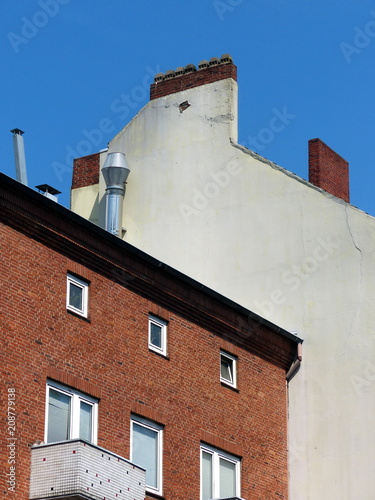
{"left": 69, "top": 282, "right": 83, "bottom": 310}
{"left": 221, "top": 356, "right": 232, "bottom": 383}
{"left": 150, "top": 322, "right": 162, "bottom": 348}
{"left": 219, "top": 458, "right": 236, "bottom": 498}
{"left": 48, "top": 389, "right": 71, "bottom": 442}
{"left": 202, "top": 451, "right": 213, "bottom": 500}
{"left": 133, "top": 423, "right": 158, "bottom": 488}
{"left": 79, "top": 401, "right": 92, "bottom": 442}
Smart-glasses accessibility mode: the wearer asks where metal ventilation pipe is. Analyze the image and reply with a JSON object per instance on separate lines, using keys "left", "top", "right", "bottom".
{"left": 10, "top": 128, "right": 28, "bottom": 186}
{"left": 101, "top": 152, "right": 130, "bottom": 237}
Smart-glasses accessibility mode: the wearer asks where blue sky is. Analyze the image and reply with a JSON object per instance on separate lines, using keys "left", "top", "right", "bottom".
{"left": 1, "top": 0, "right": 375, "bottom": 214}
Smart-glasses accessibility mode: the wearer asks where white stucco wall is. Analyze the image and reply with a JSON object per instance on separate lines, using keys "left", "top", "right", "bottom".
{"left": 71, "top": 78, "right": 375, "bottom": 499}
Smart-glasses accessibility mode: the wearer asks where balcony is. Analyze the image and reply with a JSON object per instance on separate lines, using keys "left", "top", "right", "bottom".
{"left": 29, "top": 439, "right": 145, "bottom": 500}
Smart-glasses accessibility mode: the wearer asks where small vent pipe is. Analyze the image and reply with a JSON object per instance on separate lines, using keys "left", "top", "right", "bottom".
{"left": 35, "top": 184, "right": 61, "bottom": 203}
{"left": 101, "top": 152, "right": 130, "bottom": 237}
{"left": 10, "top": 128, "right": 28, "bottom": 186}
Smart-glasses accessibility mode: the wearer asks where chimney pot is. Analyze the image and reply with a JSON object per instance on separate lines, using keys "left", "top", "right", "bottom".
{"left": 175, "top": 66, "right": 185, "bottom": 76}
{"left": 198, "top": 60, "right": 209, "bottom": 69}
{"left": 184, "top": 64, "right": 197, "bottom": 73}
{"left": 164, "top": 69, "right": 176, "bottom": 79}
{"left": 220, "top": 54, "right": 233, "bottom": 63}
{"left": 154, "top": 72, "right": 165, "bottom": 82}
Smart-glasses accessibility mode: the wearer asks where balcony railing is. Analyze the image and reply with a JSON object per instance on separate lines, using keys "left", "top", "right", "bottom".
{"left": 29, "top": 439, "right": 145, "bottom": 500}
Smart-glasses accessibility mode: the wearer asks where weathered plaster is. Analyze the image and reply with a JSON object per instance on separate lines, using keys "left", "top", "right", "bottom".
{"left": 71, "top": 77, "right": 375, "bottom": 499}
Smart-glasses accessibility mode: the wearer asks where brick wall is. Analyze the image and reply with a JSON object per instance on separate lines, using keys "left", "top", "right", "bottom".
{"left": 71, "top": 152, "right": 100, "bottom": 189}
{"left": 0, "top": 221, "right": 289, "bottom": 500}
{"left": 308, "top": 138, "right": 350, "bottom": 203}
{"left": 150, "top": 55, "right": 237, "bottom": 100}
{"left": 0, "top": 175, "right": 296, "bottom": 500}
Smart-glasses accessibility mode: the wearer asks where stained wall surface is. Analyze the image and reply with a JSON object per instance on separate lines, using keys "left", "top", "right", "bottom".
{"left": 71, "top": 66, "right": 375, "bottom": 499}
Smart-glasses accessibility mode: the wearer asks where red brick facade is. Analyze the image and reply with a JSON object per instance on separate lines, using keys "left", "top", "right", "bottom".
{"left": 0, "top": 173, "right": 299, "bottom": 500}
{"left": 308, "top": 138, "right": 350, "bottom": 203}
{"left": 72, "top": 152, "right": 100, "bottom": 189}
{"left": 150, "top": 56, "right": 237, "bottom": 100}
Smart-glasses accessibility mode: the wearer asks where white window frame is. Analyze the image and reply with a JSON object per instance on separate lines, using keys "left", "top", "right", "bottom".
{"left": 45, "top": 380, "right": 98, "bottom": 444}
{"left": 66, "top": 273, "right": 88, "bottom": 317}
{"left": 220, "top": 350, "right": 237, "bottom": 388}
{"left": 148, "top": 315, "right": 167, "bottom": 356}
{"left": 200, "top": 444, "right": 241, "bottom": 500}
{"left": 130, "top": 415, "right": 163, "bottom": 495}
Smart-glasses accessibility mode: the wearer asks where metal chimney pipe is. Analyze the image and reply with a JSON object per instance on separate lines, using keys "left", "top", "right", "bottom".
{"left": 101, "top": 152, "right": 130, "bottom": 237}
{"left": 10, "top": 128, "right": 28, "bottom": 186}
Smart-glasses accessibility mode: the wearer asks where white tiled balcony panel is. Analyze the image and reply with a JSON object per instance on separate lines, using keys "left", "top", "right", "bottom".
{"left": 29, "top": 439, "right": 145, "bottom": 500}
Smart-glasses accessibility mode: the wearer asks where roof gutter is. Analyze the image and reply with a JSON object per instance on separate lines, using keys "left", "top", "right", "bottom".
{"left": 286, "top": 342, "right": 303, "bottom": 381}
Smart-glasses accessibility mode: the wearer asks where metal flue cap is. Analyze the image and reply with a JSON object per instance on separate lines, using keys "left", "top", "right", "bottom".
{"left": 102, "top": 152, "right": 130, "bottom": 187}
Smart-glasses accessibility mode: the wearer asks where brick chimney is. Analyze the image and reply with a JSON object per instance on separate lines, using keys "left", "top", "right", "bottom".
{"left": 72, "top": 152, "right": 100, "bottom": 189}
{"left": 72, "top": 56, "right": 237, "bottom": 193}
{"left": 308, "top": 138, "right": 350, "bottom": 203}
{"left": 150, "top": 54, "right": 237, "bottom": 100}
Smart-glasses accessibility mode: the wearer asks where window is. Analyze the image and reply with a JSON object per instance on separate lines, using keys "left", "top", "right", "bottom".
{"left": 148, "top": 315, "right": 167, "bottom": 356}
{"left": 220, "top": 351, "right": 237, "bottom": 388}
{"left": 201, "top": 444, "right": 241, "bottom": 500}
{"left": 67, "top": 274, "right": 88, "bottom": 317}
{"left": 45, "top": 381, "right": 98, "bottom": 444}
{"left": 131, "top": 415, "right": 163, "bottom": 495}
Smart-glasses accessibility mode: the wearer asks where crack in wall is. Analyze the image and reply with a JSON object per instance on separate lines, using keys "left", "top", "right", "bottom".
{"left": 344, "top": 205, "right": 364, "bottom": 346}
